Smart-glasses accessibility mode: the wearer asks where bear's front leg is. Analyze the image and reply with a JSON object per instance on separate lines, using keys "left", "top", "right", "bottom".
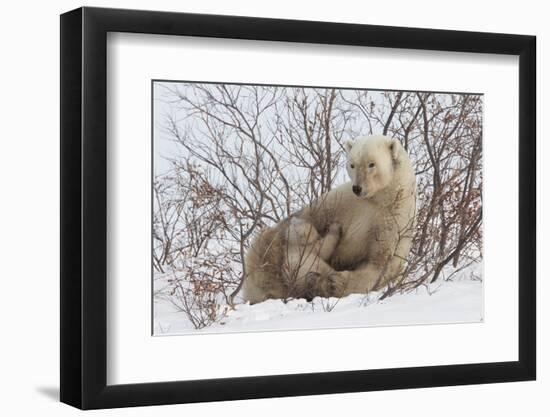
{"left": 317, "top": 222, "right": 342, "bottom": 261}
{"left": 323, "top": 261, "right": 385, "bottom": 297}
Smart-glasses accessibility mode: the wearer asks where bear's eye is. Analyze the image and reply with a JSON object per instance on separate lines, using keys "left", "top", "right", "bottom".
{"left": 350, "top": 163, "right": 355, "bottom": 169}
{"left": 368, "top": 162, "right": 375, "bottom": 169}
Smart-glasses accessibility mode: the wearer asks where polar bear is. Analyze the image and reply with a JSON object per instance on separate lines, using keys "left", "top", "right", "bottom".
{"left": 241, "top": 217, "right": 342, "bottom": 304}
{"left": 298, "top": 134, "right": 417, "bottom": 297}
{"left": 241, "top": 134, "right": 416, "bottom": 303}
{"left": 282, "top": 217, "right": 342, "bottom": 297}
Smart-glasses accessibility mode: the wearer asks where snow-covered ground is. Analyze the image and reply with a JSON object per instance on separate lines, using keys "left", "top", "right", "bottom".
{"left": 153, "top": 264, "right": 483, "bottom": 336}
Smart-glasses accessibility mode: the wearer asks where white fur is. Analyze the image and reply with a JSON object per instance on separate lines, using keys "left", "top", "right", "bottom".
{"left": 301, "top": 135, "right": 417, "bottom": 296}
{"left": 242, "top": 135, "right": 417, "bottom": 302}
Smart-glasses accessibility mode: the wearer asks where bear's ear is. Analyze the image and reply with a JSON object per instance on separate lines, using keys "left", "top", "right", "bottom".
{"left": 343, "top": 140, "right": 353, "bottom": 154}
{"left": 389, "top": 138, "right": 401, "bottom": 161}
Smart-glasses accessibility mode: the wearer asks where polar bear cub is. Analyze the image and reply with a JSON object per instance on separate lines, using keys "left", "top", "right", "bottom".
{"left": 282, "top": 217, "right": 341, "bottom": 298}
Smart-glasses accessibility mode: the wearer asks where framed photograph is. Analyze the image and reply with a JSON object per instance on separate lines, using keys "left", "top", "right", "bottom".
{"left": 60, "top": 6, "right": 536, "bottom": 409}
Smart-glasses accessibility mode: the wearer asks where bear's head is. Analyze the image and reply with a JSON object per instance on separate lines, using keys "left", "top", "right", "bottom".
{"left": 343, "top": 135, "right": 404, "bottom": 199}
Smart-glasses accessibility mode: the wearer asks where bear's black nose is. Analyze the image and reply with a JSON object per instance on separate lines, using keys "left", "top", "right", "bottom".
{"left": 352, "top": 185, "right": 362, "bottom": 196}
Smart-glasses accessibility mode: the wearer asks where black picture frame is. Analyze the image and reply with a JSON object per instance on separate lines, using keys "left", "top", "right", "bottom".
{"left": 60, "top": 6, "right": 536, "bottom": 410}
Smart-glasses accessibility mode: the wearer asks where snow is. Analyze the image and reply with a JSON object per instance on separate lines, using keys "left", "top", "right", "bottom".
{"left": 153, "top": 264, "right": 483, "bottom": 336}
